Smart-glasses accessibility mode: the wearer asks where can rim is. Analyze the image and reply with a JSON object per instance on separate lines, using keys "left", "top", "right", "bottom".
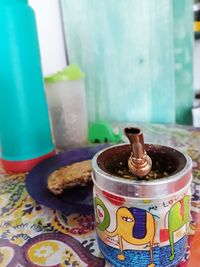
{"left": 92, "top": 173, "right": 192, "bottom": 201}
{"left": 92, "top": 143, "right": 192, "bottom": 198}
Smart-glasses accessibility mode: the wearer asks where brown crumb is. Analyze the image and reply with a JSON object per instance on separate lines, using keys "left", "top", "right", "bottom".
{"left": 116, "top": 163, "right": 169, "bottom": 181}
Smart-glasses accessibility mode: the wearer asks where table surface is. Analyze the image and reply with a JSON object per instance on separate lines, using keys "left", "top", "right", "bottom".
{"left": 0, "top": 123, "right": 200, "bottom": 267}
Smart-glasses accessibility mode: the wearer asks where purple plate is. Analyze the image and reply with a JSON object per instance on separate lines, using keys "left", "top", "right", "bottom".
{"left": 25, "top": 144, "right": 108, "bottom": 214}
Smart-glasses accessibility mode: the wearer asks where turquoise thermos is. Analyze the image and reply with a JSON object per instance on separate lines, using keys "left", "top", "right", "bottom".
{"left": 0, "top": 0, "right": 55, "bottom": 172}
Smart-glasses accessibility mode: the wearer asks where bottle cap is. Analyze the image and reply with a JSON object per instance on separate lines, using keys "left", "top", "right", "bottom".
{"left": 45, "top": 64, "right": 85, "bottom": 83}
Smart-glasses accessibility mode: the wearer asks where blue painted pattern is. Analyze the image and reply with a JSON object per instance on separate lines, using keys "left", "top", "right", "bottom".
{"left": 128, "top": 207, "right": 147, "bottom": 239}
{"left": 98, "top": 236, "right": 187, "bottom": 267}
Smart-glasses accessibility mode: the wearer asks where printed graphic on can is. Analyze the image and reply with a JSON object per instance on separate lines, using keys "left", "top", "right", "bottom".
{"left": 94, "top": 185, "right": 191, "bottom": 267}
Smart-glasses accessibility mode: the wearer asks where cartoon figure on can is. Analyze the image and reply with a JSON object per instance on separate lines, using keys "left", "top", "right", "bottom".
{"left": 95, "top": 194, "right": 190, "bottom": 267}
{"left": 95, "top": 197, "right": 156, "bottom": 267}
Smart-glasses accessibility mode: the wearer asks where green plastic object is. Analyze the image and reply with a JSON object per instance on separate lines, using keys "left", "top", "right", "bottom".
{"left": 0, "top": 0, "right": 54, "bottom": 165}
{"left": 45, "top": 64, "right": 85, "bottom": 84}
{"left": 89, "top": 121, "right": 122, "bottom": 143}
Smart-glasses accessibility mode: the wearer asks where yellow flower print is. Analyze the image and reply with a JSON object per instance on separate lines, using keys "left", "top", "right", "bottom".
{"left": 12, "top": 237, "right": 25, "bottom": 246}
{"left": 27, "top": 241, "right": 59, "bottom": 265}
{"left": 0, "top": 223, "right": 42, "bottom": 246}
{"left": 11, "top": 233, "right": 29, "bottom": 246}
{"left": 34, "top": 245, "right": 54, "bottom": 257}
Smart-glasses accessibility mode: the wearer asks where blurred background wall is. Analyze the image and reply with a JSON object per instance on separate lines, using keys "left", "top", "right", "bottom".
{"left": 61, "top": 0, "right": 193, "bottom": 125}
{"left": 31, "top": 0, "right": 199, "bottom": 125}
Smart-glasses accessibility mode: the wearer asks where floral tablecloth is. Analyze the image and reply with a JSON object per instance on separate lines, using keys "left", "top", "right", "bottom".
{"left": 0, "top": 124, "right": 200, "bottom": 267}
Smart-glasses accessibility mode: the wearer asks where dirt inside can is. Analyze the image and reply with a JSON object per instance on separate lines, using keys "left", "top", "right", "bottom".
{"left": 97, "top": 144, "right": 186, "bottom": 181}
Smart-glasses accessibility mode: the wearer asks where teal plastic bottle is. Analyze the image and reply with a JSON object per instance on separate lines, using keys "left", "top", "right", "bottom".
{"left": 0, "top": 0, "right": 55, "bottom": 172}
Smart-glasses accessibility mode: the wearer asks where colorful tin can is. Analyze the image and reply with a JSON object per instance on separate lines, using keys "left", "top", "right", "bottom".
{"left": 92, "top": 144, "right": 192, "bottom": 267}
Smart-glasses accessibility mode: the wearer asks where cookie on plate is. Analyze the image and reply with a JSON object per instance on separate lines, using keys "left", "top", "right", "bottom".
{"left": 47, "top": 160, "right": 92, "bottom": 195}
